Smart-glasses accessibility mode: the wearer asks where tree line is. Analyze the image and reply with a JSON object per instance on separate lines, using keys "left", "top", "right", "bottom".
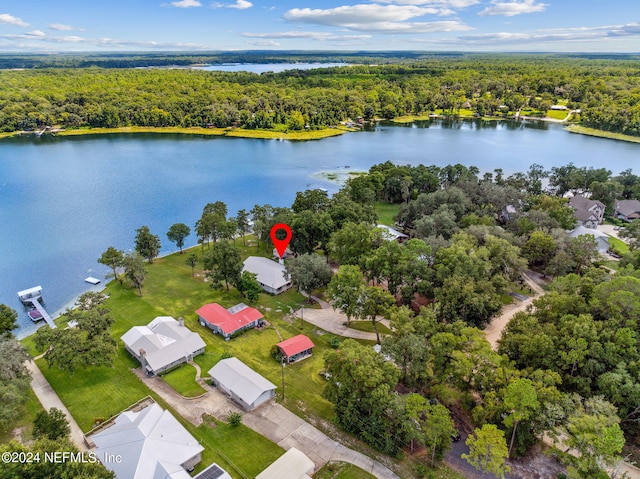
{"left": 0, "top": 55, "right": 639, "bottom": 135}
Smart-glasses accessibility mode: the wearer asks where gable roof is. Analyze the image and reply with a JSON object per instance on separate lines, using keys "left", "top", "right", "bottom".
{"left": 615, "top": 199, "right": 640, "bottom": 217}
{"left": 208, "top": 357, "right": 276, "bottom": 406}
{"left": 277, "top": 334, "right": 315, "bottom": 358}
{"left": 121, "top": 317, "right": 206, "bottom": 373}
{"left": 568, "top": 225, "right": 609, "bottom": 240}
{"left": 573, "top": 208, "right": 598, "bottom": 222}
{"left": 196, "top": 303, "right": 262, "bottom": 336}
{"left": 377, "top": 224, "right": 408, "bottom": 241}
{"left": 92, "top": 403, "right": 203, "bottom": 479}
{"left": 243, "top": 256, "right": 291, "bottom": 290}
{"left": 569, "top": 195, "right": 604, "bottom": 211}
{"left": 256, "top": 448, "right": 314, "bottom": 479}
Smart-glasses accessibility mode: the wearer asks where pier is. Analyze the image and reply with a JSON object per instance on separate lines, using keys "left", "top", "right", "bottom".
{"left": 17, "top": 286, "right": 56, "bottom": 329}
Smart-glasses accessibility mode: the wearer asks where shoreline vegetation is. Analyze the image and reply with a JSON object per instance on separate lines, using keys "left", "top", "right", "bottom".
{"left": 55, "top": 126, "right": 350, "bottom": 141}
{"left": 565, "top": 125, "right": 640, "bottom": 144}
{"left": 5, "top": 117, "right": 638, "bottom": 144}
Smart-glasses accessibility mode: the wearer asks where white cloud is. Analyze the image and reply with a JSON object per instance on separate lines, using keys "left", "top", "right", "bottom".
{"left": 284, "top": 5, "right": 444, "bottom": 26}
{"left": 228, "top": 0, "right": 253, "bottom": 9}
{"left": 170, "top": 0, "right": 202, "bottom": 7}
{"left": 242, "top": 31, "right": 372, "bottom": 41}
{"left": 430, "top": 22, "right": 640, "bottom": 47}
{"left": 347, "top": 20, "right": 471, "bottom": 33}
{"left": 479, "top": 0, "right": 547, "bottom": 17}
{"left": 246, "top": 40, "right": 280, "bottom": 46}
{"left": 0, "top": 13, "right": 29, "bottom": 27}
{"left": 26, "top": 30, "right": 45, "bottom": 37}
{"left": 375, "top": 0, "right": 478, "bottom": 7}
{"left": 49, "top": 23, "right": 78, "bottom": 31}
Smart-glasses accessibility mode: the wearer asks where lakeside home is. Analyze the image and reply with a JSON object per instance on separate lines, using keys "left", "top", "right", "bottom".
{"left": 196, "top": 302, "right": 263, "bottom": 340}
{"left": 243, "top": 256, "right": 292, "bottom": 295}
{"left": 121, "top": 316, "right": 206, "bottom": 376}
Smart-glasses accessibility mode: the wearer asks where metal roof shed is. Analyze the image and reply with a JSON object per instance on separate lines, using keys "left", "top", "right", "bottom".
{"left": 255, "top": 447, "right": 315, "bottom": 479}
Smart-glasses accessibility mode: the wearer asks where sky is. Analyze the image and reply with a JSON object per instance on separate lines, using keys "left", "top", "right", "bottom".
{"left": 0, "top": 0, "right": 639, "bottom": 53}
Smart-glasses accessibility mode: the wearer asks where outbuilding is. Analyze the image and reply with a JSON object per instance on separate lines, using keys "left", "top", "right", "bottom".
{"left": 568, "top": 225, "right": 610, "bottom": 254}
{"left": 256, "top": 447, "right": 315, "bottom": 479}
{"left": 208, "top": 357, "right": 277, "bottom": 411}
{"left": 276, "top": 334, "right": 315, "bottom": 363}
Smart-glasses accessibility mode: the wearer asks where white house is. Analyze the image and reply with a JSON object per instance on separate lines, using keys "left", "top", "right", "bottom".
{"left": 243, "top": 256, "right": 292, "bottom": 295}
{"left": 208, "top": 357, "right": 277, "bottom": 411}
{"left": 91, "top": 402, "right": 204, "bottom": 479}
{"left": 121, "top": 317, "right": 206, "bottom": 376}
{"left": 256, "top": 447, "right": 315, "bottom": 479}
{"left": 568, "top": 225, "right": 610, "bottom": 254}
{"left": 377, "top": 224, "right": 408, "bottom": 242}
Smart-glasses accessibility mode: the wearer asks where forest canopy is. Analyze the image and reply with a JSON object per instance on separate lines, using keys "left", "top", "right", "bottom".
{"left": 0, "top": 53, "right": 639, "bottom": 136}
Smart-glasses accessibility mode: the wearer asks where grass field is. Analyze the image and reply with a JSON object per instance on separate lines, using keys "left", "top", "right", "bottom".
{"left": 160, "top": 363, "right": 206, "bottom": 398}
{"left": 375, "top": 201, "right": 402, "bottom": 226}
{"left": 0, "top": 388, "right": 44, "bottom": 444}
{"left": 348, "top": 320, "right": 393, "bottom": 336}
{"left": 546, "top": 109, "right": 570, "bottom": 120}
{"left": 565, "top": 125, "right": 640, "bottom": 144}
{"left": 315, "top": 462, "right": 377, "bottom": 479}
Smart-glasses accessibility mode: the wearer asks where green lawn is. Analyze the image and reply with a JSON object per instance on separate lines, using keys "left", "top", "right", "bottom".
{"left": 375, "top": 202, "right": 402, "bottom": 226}
{"left": 160, "top": 363, "right": 206, "bottom": 398}
{"left": 608, "top": 236, "right": 630, "bottom": 255}
{"left": 315, "top": 462, "right": 377, "bottom": 479}
{"left": 565, "top": 125, "right": 640, "bottom": 144}
{"left": 348, "top": 320, "right": 393, "bottom": 335}
{"left": 546, "top": 109, "right": 570, "bottom": 120}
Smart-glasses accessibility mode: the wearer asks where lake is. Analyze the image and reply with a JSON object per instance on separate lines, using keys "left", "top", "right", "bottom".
{"left": 194, "top": 63, "right": 348, "bottom": 74}
{"left": 1, "top": 120, "right": 639, "bottom": 337}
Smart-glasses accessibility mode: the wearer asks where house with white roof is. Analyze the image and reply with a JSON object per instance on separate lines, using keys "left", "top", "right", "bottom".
{"left": 121, "top": 316, "right": 206, "bottom": 376}
{"left": 243, "top": 256, "right": 292, "bottom": 295}
{"left": 256, "top": 447, "right": 315, "bottom": 479}
{"left": 568, "top": 225, "right": 610, "bottom": 254}
{"left": 208, "top": 357, "right": 276, "bottom": 411}
{"left": 377, "top": 224, "right": 408, "bottom": 242}
{"left": 91, "top": 402, "right": 205, "bottom": 479}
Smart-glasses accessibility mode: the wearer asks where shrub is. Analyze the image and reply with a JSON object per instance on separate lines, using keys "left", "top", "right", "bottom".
{"left": 228, "top": 411, "right": 242, "bottom": 427}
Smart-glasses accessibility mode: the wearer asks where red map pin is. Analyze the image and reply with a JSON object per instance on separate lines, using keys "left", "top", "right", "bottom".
{"left": 270, "top": 223, "right": 292, "bottom": 259}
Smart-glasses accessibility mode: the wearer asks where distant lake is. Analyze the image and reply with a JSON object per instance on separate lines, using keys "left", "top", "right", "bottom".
{"left": 194, "top": 62, "right": 347, "bottom": 73}
{"left": 1, "top": 120, "right": 639, "bottom": 338}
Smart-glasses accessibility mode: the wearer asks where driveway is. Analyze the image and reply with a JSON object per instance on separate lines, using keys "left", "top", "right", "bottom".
{"left": 133, "top": 367, "right": 400, "bottom": 479}
{"left": 299, "top": 308, "right": 391, "bottom": 342}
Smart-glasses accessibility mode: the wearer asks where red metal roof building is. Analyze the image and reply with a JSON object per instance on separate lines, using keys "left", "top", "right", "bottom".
{"left": 196, "top": 303, "right": 263, "bottom": 340}
{"left": 276, "top": 334, "right": 315, "bottom": 363}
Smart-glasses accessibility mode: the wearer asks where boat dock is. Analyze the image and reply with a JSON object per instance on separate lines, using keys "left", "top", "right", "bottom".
{"left": 17, "top": 286, "right": 56, "bottom": 329}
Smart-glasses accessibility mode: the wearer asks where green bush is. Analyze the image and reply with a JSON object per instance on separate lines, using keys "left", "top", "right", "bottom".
{"left": 227, "top": 411, "right": 242, "bottom": 427}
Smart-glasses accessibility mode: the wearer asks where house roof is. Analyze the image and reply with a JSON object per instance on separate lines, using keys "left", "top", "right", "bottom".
{"left": 568, "top": 225, "right": 610, "bottom": 240}
{"left": 121, "top": 317, "right": 206, "bottom": 373}
{"left": 196, "top": 303, "right": 262, "bottom": 336}
{"left": 377, "top": 224, "right": 408, "bottom": 241}
{"left": 243, "top": 256, "right": 291, "bottom": 290}
{"left": 92, "top": 403, "right": 204, "bottom": 479}
{"left": 573, "top": 208, "right": 598, "bottom": 222}
{"left": 615, "top": 199, "right": 640, "bottom": 217}
{"left": 569, "top": 195, "right": 604, "bottom": 211}
{"left": 256, "top": 448, "right": 314, "bottom": 479}
{"left": 277, "top": 334, "right": 315, "bottom": 358}
{"left": 208, "top": 357, "right": 276, "bottom": 406}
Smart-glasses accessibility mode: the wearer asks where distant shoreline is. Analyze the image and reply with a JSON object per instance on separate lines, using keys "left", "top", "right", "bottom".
{"left": 1, "top": 126, "right": 350, "bottom": 141}
{"left": 564, "top": 125, "right": 640, "bottom": 144}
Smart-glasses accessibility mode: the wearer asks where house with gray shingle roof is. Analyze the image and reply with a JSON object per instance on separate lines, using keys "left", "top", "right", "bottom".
{"left": 614, "top": 199, "right": 640, "bottom": 222}
{"left": 243, "top": 256, "right": 292, "bottom": 295}
{"left": 569, "top": 195, "right": 605, "bottom": 229}
{"left": 121, "top": 316, "right": 205, "bottom": 376}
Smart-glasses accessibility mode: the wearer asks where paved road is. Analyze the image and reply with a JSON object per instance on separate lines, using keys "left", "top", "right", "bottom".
{"left": 25, "top": 359, "right": 88, "bottom": 451}
{"left": 133, "top": 367, "right": 400, "bottom": 479}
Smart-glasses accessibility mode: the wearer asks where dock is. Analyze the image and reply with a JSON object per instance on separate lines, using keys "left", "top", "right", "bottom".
{"left": 17, "top": 286, "right": 56, "bottom": 329}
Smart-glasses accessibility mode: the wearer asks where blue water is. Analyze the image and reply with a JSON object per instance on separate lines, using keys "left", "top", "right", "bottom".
{"left": 1, "top": 121, "right": 639, "bottom": 337}
{"left": 194, "top": 62, "right": 347, "bottom": 73}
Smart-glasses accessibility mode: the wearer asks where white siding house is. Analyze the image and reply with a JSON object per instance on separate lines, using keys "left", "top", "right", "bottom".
{"left": 121, "top": 317, "right": 206, "bottom": 376}
{"left": 243, "top": 256, "right": 292, "bottom": 295}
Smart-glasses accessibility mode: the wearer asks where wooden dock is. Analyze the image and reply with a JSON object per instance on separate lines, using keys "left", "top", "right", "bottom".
{"left": 17, "top": 286, "right": 56, "bottom": 329}
{"left": 23, "top": 298, "right": 56, "bottom": 329}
